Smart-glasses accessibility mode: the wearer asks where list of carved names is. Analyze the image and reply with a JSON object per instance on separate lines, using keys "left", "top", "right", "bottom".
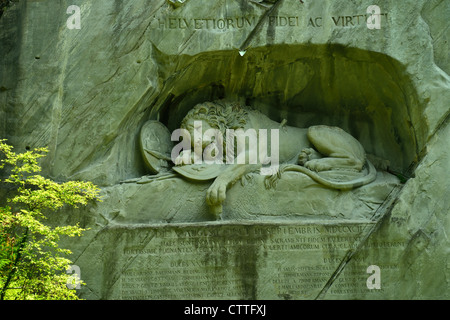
{"left": 112, "top": 223, "right": 402, "bottom": 299}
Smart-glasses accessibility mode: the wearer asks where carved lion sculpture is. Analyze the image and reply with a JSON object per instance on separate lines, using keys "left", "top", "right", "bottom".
{"left": 175, "top": 100, "right": 376, "bottom": 218}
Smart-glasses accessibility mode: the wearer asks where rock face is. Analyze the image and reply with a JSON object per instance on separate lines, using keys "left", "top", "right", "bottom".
{"left": 0, "top": 0, "right": 449, "bottom": 299}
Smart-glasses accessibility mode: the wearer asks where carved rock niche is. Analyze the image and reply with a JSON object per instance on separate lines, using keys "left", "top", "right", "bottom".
{"left": 153, "top": 44, "right": 424, "bottom": 175}
{"left": 100, "top": 43, "right": 426, "bottom": 224}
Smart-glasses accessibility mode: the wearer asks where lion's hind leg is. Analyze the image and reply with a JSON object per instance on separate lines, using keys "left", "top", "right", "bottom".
{"left": 298, "top": 147, "right": 322, "bottom": 166}
{"left": 305, "top": 125, "right": 366, "bottom": 172}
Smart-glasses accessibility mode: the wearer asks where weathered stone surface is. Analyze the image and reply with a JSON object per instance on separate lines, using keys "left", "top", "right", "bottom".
{"left": 1, "top": 0, "right": 448, "bottom": 185}
{"left": 89, "top": 170, "right": 399, "bottom": 224}
{"left": 72, "top": 221, "right": 381, "bottom": 300}
{"left": 0, "top": 0, "right": 449, "bottom": 299}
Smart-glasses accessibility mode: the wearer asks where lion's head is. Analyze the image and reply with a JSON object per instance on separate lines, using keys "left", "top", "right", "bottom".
{"left": 180, "top": 100, "right": 248, "bottom": 136}
{"left": 179, "top": 100, "right": 249, "bottom": 159}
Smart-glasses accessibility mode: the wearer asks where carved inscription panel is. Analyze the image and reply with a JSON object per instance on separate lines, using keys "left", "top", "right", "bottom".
{"left": 81, "top": 222, "right": 404, "bottom": 300}
{"left": 153, "top": 14, "right": 389, "bottom": 30}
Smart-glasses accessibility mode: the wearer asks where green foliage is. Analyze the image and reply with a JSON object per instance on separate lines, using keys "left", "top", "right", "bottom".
{"left": 0, "top": 139, "right": 100, "bottom": 300}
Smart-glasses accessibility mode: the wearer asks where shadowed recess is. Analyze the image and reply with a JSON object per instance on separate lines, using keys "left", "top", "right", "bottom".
{"left": 150, "top": 44, "right": 424, "bottom": 175}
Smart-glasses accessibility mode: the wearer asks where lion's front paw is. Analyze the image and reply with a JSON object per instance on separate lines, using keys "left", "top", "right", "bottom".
{"left": 174, "top": 150, "right": 194, "bottom": 166}
{"left": 206, "top": 178, "right": 228, "bottom": 207}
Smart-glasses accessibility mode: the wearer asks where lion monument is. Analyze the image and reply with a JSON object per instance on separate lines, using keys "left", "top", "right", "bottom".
{"left": 171, "top": 100, "right": 377, "bottom": 218}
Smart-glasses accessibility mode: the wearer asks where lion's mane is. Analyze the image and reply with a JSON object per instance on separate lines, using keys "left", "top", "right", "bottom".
{"left": 180, "top": 100, "right": 249, "bottom": 135}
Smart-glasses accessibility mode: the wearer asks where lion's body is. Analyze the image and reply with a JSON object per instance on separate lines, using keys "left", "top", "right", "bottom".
{"left": 178, "top": 101, "right": 376, "bottom": 217}
{"left": 244, "top": 110, "right": 367, "bottom": 171}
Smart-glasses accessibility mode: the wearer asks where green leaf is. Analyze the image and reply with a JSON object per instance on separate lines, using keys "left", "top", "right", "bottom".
{"left": 0, "top": 139, "right": 100, "bottom": 300}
